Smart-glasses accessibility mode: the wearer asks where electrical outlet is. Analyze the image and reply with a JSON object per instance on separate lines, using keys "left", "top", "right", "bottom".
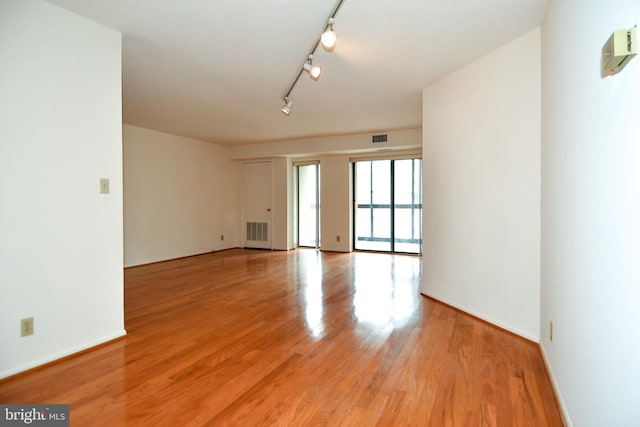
{"left": 336, "top": 235, "right": 340, "bottom": 242}
{"left": 549, "top": 321, "right": 554, "bottom": 342}
{"left": 21, "top": 317, "right": 34, "bottom": 337}
{"left": 220, "top": 234, "right": 224, "bottom": 241}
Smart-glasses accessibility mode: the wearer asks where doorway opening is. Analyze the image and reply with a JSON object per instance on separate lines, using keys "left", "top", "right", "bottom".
{"left": 296, "top": 163, "right": 320, "bottom": 248}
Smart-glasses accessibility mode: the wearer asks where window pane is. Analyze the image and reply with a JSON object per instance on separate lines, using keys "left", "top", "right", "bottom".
{"left": 371, "top": 160, "right": 390, "bottom": 205}
{"left": 394, "top": 159, "right": 413, "bottom": 205}
{"left": 413, "top": 160, "right": 422, "bottom": 205}
{"left": 394, "top": 209, "right": 413, "bottom": 239}
{"left": 355, "top": 207, "right": 371, "bottom": 239}
{"left": 357, "top": 207, "right": 391, "bottom": 250}
{"left": 395, "top": 240, "right": 421, "bottom": 253}
{"left": 357, "top": 239, "right": 391, "bottom": 252}
{"left": 373, "top": 208, "right": 391, "bottom": 242}
{"left": 355, "top": 162, "right": 371, "bottom": 204}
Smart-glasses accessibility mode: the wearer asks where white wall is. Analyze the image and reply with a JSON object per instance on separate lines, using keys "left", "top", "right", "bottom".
{"left": 319, "top": 156, "right": 352, "bottom": 252}
{"left": 541, "top": 1, "right": 640, "bottom": 425}
{"left": 270, "top": 157, "right": 293, "bottom": 250}
{"left": 228, "top": 128, "right": 421, "bottom": 160}
{"left": 0, "top": 0, "right": 124, "bottom": 378}
{"left": 421, "top": 29, "right": 541, "bottom": 340}
{"left": 123, "top": 125, "right": 241, "bottom": 267}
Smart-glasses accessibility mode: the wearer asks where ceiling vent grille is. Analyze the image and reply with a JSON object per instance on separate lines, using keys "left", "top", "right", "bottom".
{"left": 372, "top": 134, "right": 388, "bottom": 143}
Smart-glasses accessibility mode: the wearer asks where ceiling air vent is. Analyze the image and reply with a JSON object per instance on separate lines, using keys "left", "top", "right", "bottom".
{"left": 372, "top": 134, "right": 388, "bottom": 144}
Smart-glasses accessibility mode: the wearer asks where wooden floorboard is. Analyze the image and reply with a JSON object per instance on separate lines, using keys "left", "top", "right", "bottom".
{"left": 0, "top": 248, "right": 563, "bottom": 426}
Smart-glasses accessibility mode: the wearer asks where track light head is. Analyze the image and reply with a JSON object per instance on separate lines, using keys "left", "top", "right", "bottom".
{"left": 281, "top": 98, "right": 293, "bottom": 115}
{"left": 303, "top": 55, "right": 322, "bottom": 81}
{"left": 321, "top": 18, "right": 338, "bottom": 51}
{"left": 303, "top": 62, "right": 321, "bottom": 80}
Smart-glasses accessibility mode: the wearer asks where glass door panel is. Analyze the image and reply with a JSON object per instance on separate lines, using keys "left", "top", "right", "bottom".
{"left": 394, "top": 159, "right": 422, "bottom": 254}
{"left": 355, "top": 160, "right": 391, "bottom": 251}
{"left": 297, "top": 164, "right": 319, "bottom": 248}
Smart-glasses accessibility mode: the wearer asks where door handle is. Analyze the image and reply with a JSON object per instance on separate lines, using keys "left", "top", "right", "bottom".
{"left": 267, "top": 208, "right": 271, "bottom": 212}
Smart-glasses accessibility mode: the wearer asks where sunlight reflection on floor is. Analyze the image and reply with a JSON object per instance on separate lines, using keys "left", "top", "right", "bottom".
{"left": 294, "top": 250, "right": 422, "bottom": 338}
{"left": 301, "top": 251, "right": 324, "bottom": 338}
{"left": 352, "top": 253, "right": 422, "bottom": 329}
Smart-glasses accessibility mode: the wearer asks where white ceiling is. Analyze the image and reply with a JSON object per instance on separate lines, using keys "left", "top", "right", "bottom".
{"left": 46, "top": 0, "right": 546, "bottom": 145}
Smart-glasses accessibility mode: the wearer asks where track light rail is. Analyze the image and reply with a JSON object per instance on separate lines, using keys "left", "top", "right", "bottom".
{"left": 281, "top": 0, "right": 346, "bottom": 114}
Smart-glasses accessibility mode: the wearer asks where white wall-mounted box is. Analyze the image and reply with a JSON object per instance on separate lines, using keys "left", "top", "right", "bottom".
{"left": 601, "top": 27, "right": 637, "bottom": 77}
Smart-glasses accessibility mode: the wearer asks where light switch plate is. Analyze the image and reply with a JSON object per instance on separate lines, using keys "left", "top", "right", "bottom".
{"left": 100, "top": 178, "right": 110, "bottom": 194}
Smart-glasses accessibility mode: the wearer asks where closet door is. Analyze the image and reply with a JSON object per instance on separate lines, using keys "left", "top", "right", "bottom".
{"left": 242, "top": 161, "right": 272, "bottom": 249}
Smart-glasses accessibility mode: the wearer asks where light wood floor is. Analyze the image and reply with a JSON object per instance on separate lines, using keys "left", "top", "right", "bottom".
{"left": 0, "top": 249, "right": 563, "bottom": 426}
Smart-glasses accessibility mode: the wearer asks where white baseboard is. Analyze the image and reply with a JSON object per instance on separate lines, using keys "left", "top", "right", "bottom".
{"left": 0, "top": 329, "right": 127, "bottom": 380}
{"left": 539, "top": 343, "right": 572, "bottom": 427}
{"left": 421, "top": 290, "right": 539, "bottom": 342}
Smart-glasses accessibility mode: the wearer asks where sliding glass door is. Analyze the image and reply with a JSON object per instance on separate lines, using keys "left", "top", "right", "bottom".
{"left": 353, "top": 158, "right": 422, "bottom": 254}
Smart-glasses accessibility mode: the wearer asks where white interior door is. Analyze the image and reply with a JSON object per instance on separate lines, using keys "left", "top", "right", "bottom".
{"left": 242, "top": 161, "right": 272, "bottom": 249}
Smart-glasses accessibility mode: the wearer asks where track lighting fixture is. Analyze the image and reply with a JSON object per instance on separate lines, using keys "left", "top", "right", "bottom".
{"left": 321, "top": 18, "right": 338, "bottom": 51}
{"left": 280, "top": 0, "right": 346, "bottom": 116}
{"left": 303, "top": 55, "right": 322, "bottom": 81}
{"left": 281, "top": 98, "right": 293, "bottom": 115}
